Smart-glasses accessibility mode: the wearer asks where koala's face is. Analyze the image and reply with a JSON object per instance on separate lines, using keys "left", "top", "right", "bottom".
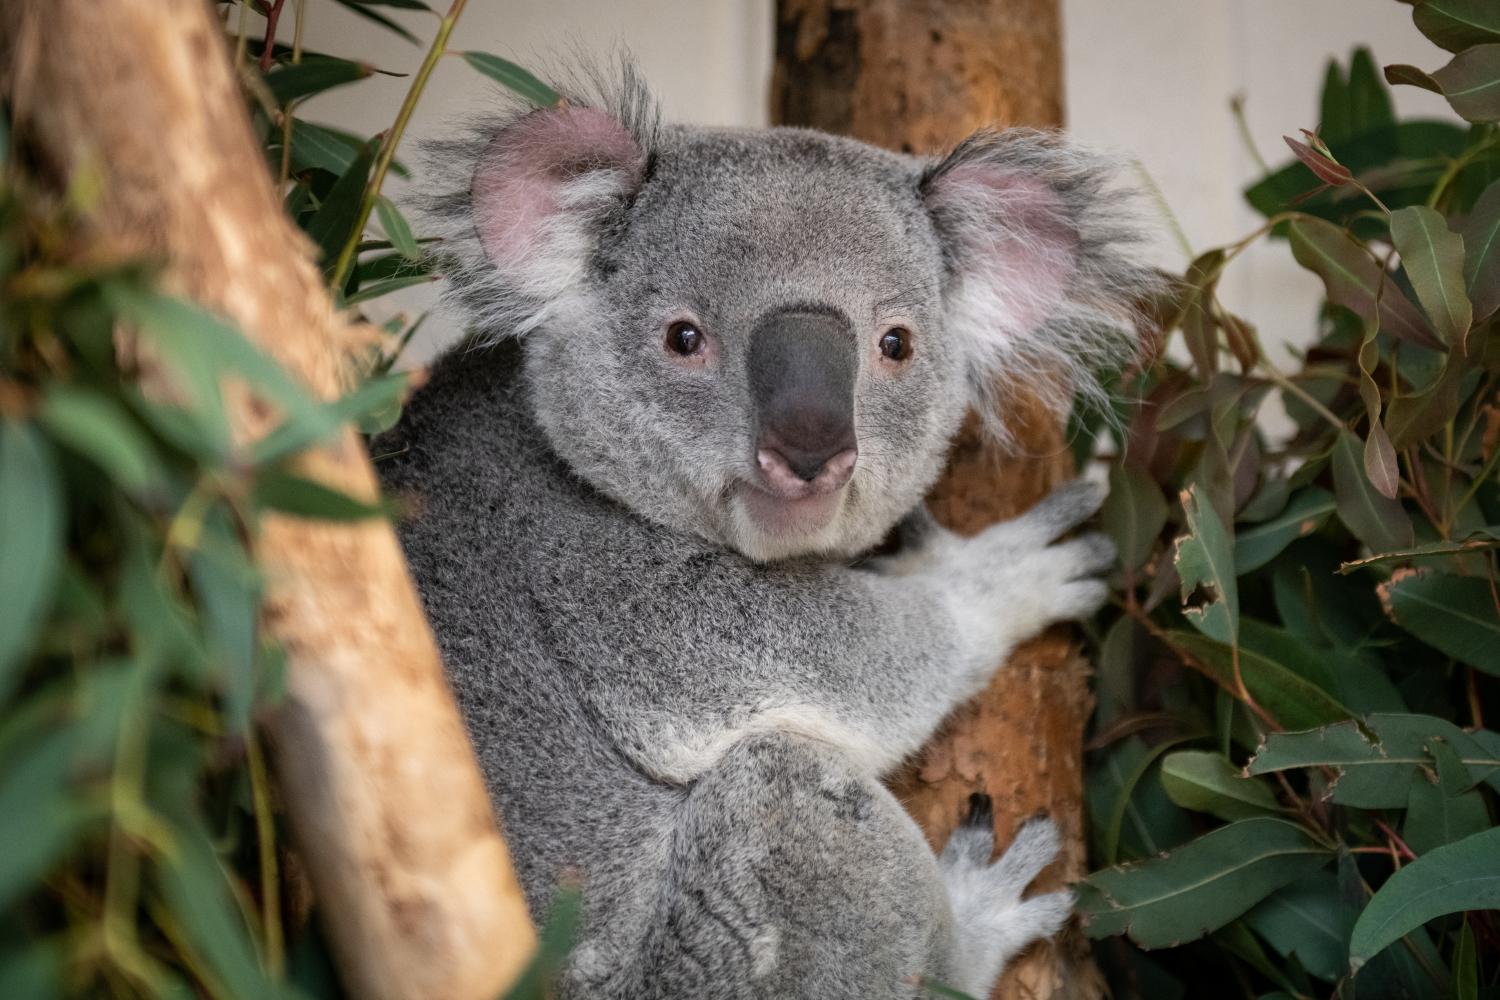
{"left": 431, "top": 81, "right": 1144, "bottom": 561}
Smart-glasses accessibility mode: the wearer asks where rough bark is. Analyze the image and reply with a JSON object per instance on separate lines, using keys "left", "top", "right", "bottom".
{"left": 774, "top": 3, "right": 1104, "bottom": 998}
{"left": 1, "top": 3, "right": 536, "bottom": 998}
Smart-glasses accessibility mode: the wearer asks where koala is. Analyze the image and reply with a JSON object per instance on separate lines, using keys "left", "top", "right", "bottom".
{"left": 378, "top": 63, "right": 1151, "bottom": 1000}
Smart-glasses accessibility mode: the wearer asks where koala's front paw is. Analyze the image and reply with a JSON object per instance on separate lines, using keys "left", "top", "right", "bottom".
{"left": 940, "top": 479, "right": 1113, "bottom": 661}
{"left": 941, "top": 796, "right": 1073, "bottom": 996}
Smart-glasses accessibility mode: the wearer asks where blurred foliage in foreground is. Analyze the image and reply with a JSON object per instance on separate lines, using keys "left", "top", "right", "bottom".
{"left": 1074, "top": 5, "right": 1500, "bottom": 998}
{"left": 0, "top": 1, "right": 572, "bottom": 997}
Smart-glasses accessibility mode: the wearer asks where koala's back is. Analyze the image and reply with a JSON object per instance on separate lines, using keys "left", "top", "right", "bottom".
{"left": 376, "top": 340, "right": 684, "bottom": 917}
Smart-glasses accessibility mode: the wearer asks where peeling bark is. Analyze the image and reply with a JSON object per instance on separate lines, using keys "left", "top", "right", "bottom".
{"left": 774, "top": 3, "right": 1104, "bottom": 997}
{"left": 1, "top": 3, "right": 536, "bottom": 998}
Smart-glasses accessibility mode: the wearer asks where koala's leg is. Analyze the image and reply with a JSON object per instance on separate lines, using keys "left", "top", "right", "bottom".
{"left": 937, "top": 795, "right": 1074, "bottom": 997}
{"left": 603, "top": 734, "right": 956, "bottom": 1000}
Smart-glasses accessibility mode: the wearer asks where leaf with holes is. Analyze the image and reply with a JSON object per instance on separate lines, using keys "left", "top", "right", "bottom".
{"left": 1174, "top": 486, "right": 1238, "bottom": 645}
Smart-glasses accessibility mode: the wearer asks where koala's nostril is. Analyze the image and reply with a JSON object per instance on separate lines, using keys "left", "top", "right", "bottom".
{"left": 757, "top": 444, "right": 857, "bottom": 495}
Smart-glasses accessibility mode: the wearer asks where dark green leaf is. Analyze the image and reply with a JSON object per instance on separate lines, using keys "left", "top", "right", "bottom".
{"left": 343, "top": 273, "right": 435, "bottom": 307}
{"left": 462, "top": 53, "right": 562, "bottom": 107}
{"left": 252, "top": 372, "right": 408, "bottom": 464}
{"left": 1381, "top": 570, "right": 1500, "bottom": 674}
{"left": 501, "top": 886, "right": 581, "bottom": 1000}
{"left": 373, "top": 194, "right": 421, "bottom": 261}
{"left": 1455, "top": 917, "right": 1478, "bottom": 1000}
{"left": 329, "top": 0, "right": 419, "bottom": 43}
{"left": 1431, "top": 44, "right": 1500, "bottom": 123}
{"left": 1247, "top": 714, "right": 1500, "bottom": 808}
{"left": 1347, "top": 48, "right": 1397, "bottom": 133}
{"left": 0, "top": 723, "right": 102, "bottom": 912}
{"left": 1166, "top": 630, "right": 1354, "bottom": 731}
{"left": 1460, "top": 177, "right": 1500, "bottom": 320}
{"left": 1384, "top": 63, "right": 1443, "bottom": 93}
{"left": 1413, "top": 0, "right": 1500, "bottom": 53}
{"left": 1103, "top": 463, "right": 1167, "bottom": 571}
{"left": 188, "top": 507, "right": 260, "bottom": 734}
{"left": 0, "top": 423, "right": 63, "bottom": 697}
{"left": 254, "top": 469, "right": 388, "bottom": 521}
{"left": 0, "top": 941, "right": 63, "bottom": 1000}
{"left": 264, "top": 56, "right": 372, "bottom": 105}
{"left": 1338, "top": 526, "right": 1500, "bottom": 571}
{"left": 1174, "top": 485, "right": 1238, "bottom": 645}
{"left": 39, "top": 386, "right": 156, "bottom": 493}
{"left": 1245, "top": 872, "right": 1353, "bottom": 983}
{"left": 1390, "top": 205, "right": 1472, "bottom": 348}
{"left": 1232, "top": 488, "right": 1335, "bottom": 573}
{"left": 307, "top": 140, "right": 375, "bottom": 272}
{"left": 1079, "top": 817, "right": 1332, "bottom": 949}
{"left": 284, "top": 120, "right": 408, "bottom": 179}
{"left": 1349, "top": 826, "right": 1500, "bottom": 970}
{"left": 1402, "top": 737, "right": 1491, "bottom": 853}
{"left": 1158, "top": 750, "right": 1280, "bottom": 821}
{"left": 1332, "top": 431, "right": 1414, "bottom": 553}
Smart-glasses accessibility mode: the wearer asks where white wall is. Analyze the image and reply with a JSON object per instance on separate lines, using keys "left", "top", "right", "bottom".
{"left": 293, "top": 0, "right": 1460, "bottom": 372}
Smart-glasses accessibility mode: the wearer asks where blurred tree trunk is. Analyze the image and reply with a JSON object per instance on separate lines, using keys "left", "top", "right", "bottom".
{"left": 1, "top": 2, "right": 536, "bottom": 998}
{"left": 773, "top": 3, "right": 1104, "bottom": 998}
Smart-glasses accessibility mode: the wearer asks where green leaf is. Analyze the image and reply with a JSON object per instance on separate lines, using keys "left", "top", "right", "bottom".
{"left": 1402, "top": 737, "right": 1491, "bottom": 854}
{"left": 307, "top": 140, "right": 375, "bottom": 272}
{"left": 1385, "top": 62, "right": 1444, "bottom": 94}
{"left": 462, "top": 53, "right": 562, "bottom": 107}
{"left": 1159, "top": 750, "right": 1280, "bottom": 821}
{"left": 1349, "top": 826, "right": 1500, "bottom": 971}
{"left": 1390, "top": 205, "right": 1472, "bottom": 348}
{"left": 1414, "top": 0, "right": 1500, "bottom": 53}
{"left": 501, "top": 885, "right": 581, "bottom": 1000}
{"left": 1431, "top": 44, "right": 1500, "bottom": 123}
{"left": 1332, "top": 431, "right": 1414, "bottom": 553}
{"left": 1455, "top": 917, "right": 1478, "bottom": 1000}
{"left": 1102, "top": 462, "right": 1167, "bottom": 571}
{"left": 188, "top": 507, "right": 260, "bottom": 734}
{"left": 1459, "top": 177, "right": 1500, "bottom": 320}
{"left": 253, "top": 469, "right": 388, "bottom": 521}
{"left": 373, "top": 194, "right": 421, "bottom": 261}
{"left": 39, "top": 386, "right": 157, "bottom": 493}
{"left": 1381, "top": 570, "right": 1500, "bottom": 675}
{"left": 329, "top": 0, "right": 419, "bottom": 44}
{"left": 343, "top": 273, "right": 435, "bottom": 307}
{"left": 0, "top": 723, "right": 103, "bottom": 912}
{"left": 1079, "top": 817, "right": 1332, "bottom": 949}
{"left": 1165, "top": 630, "right": 1354, "bottom": 731}
{"left": 264, "top": 56, "right": 372, "bottom": 105}
{"left": 1247, "top": 714, "right": 1500, "bottom": 808}
{"left": 284, "top": 120, "right": 409, "bottom": 179}
{"left": 1338, "top": 526, "right": 1500, "bottom": 571}
{"left": 0, "top": 941, "right": 63, "bottom": 1000}
{"left": 1095, "top": 735, "right": 1199, "bottom": 865}
{"left": 1232, "top": 487, "right": 1335, "bottom": 573}
{"left": 1346, "top": 48, "right": 1397, "bottom": 135}
{"left": 1174, "top": 485, "right": 1238, "bottom": 645}
{"left": 1245, "top": 872, "right": 1353, "bottom": 983}
{"left": 0, "top": 423, "right": 63, "bottom": 697}
{"left": 252, "top": 372, "right": 408, "bottom": 464}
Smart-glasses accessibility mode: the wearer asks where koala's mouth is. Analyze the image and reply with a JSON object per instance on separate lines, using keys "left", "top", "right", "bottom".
{"left": 735, "top": 481, "right": 849, "bottom": 538}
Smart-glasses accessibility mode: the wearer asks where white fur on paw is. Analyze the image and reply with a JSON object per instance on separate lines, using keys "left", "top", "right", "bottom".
{"left": 942, "top": 817, "right": 1073, "bottom": 997}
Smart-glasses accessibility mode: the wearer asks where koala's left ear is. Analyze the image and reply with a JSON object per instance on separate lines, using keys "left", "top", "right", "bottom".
{"left": 920, "top": 129, "right": 1154, "bottom": 435}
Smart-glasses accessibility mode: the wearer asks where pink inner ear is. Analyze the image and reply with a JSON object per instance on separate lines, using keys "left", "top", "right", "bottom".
{"left": 471, "top": 107, "right": 644, "bottom": 268}
{"left": 938, "top": 164, "right": 1079, "bottom": 333}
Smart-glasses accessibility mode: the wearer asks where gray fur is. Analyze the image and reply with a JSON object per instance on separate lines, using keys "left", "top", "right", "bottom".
{"left": 383, "top": 67, "right": 1150, "bottom": 998}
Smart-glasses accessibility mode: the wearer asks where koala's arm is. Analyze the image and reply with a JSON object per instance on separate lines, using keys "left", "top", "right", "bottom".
{"left": 586, "top": 481, "right": 1111, "bottom": 783}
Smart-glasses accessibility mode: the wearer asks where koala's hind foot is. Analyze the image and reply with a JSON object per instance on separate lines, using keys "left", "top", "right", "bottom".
{"left": 939, "top": 795, "right": 1073, "bottom": 997}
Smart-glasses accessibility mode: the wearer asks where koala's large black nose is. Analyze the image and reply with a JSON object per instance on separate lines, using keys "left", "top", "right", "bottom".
{"left": 748, "top": 308, "right": 858, "bottom": 495}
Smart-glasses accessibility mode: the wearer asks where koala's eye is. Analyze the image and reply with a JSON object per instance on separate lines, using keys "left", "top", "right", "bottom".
{"left": 666, "top": 321, "right": 706, "bottom": 357}
{"left": 880, "top": 327, "right": 913, "bottom": 362}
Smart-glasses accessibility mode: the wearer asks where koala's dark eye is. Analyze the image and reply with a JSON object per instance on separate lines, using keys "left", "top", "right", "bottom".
{"left": 666, "top": 321, "right": 705, "bottom": 357}
{"left": 879, "top": 327, "right": 913, "bottom": 362}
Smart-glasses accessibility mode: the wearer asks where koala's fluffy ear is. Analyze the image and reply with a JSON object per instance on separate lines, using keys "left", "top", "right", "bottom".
{"left": 920, "top": 129, "right": 1155, "bottom": 440}
{"left": 420, "top": 68, "right": 658, "bottom": 339}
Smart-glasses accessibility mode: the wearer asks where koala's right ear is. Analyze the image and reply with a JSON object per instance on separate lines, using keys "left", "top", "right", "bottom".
{"left": 421, "top": 90, "right": 653, "bottom": 338}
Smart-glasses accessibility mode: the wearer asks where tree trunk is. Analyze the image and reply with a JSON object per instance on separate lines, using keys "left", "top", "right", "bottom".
{"left": 1, "top": 3, "right": 536, "bottom": 999}
{"left": 773, "top": 3, "right": 1104, "bottom": 998}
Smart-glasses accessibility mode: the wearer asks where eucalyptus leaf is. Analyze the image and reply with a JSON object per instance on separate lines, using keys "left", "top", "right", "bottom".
{"left": 374, "top": 194, "right": 421, "bottom": 261}
{"left": 1459, "top": 177, "right": 1500, "bottom": 320}
{"left": 1349, "top": 826, "right": 1500, "bottom": 970}
{"left": 1431, "top": 44, "right": 1500, "bottom": 123}
{"left": 39, "top": 386, "right": 156, "bottom": 493}
{"left": 1159, "top": 750, "right": 1280, "bottom": 821}
{"left": 264, "top": 56, "right": 372, "bottom": 106}
{"left": 1389, "top": 205, "right": 1472, "bottom": 348}
{"left": 1079, "top": 817, "right": 1332, "bottom": 949}
{"left": 1232, "top": 488, "right": 1335, "bottom": 573}
{"left": 463, "top": 53, "right": 562, "bottom": 107}
{"left": 1413, "top": 0, "right": 1500, "bottom": 52}
{"left": 1331, "top": 431, "right": 1414, "bottom": 553}
{"left": 1103, "top": 462, "right": 1167, "bottom": 571}
{"left": 0, "top": 423, "right": 63, "bottom": 698}
{"left": 1381, "top": 570, "right": 1500, "bottom": 674}
{"left": 1174, "top": 486, "right": 1238, "bottom": 645}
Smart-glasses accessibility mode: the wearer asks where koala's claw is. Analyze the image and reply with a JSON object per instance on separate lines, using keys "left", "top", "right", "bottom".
{"left": 941, "top": 813, "right": 1074, "bottom": 995}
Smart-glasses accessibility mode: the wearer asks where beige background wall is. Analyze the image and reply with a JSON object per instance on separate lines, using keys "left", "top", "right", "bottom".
{"left": 292, "top": 0, "right": 1459, "bottom": 374}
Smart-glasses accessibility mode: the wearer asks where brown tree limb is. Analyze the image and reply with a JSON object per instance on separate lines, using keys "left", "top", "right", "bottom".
{"left": 1, "top": 2, "right": 536, "bottom": 998}
{"left": 774, "top": 3, "right": 1105, "bottom": 997}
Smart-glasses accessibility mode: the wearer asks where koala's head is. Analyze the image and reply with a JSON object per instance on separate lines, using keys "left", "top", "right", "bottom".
{"left": 423, "top": 67, "right": 1151, "bottom": 562}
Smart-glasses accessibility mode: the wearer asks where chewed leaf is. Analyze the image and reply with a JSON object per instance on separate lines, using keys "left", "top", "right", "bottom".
{"left": 1174, "top": 486, "right": 1238, "bottom": 645}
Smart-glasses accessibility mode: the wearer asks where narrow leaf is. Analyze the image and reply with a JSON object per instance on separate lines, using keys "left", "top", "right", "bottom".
{"left": 462, "top": 53, "right": 562, "bottom": 107}
{"left": 1174, "top": 486, "right": 1238, "bottom": 645}
{"left": 373, "top": 194, "right": 421, "bottom": 261}
{"left": 1284, "top": 136, "right": 1352, "bottom": 186}
{"left": 253, "top": 469, "right": 388, "bottom": 521}
{"left": 264, "top": 56, "right": 372, "bottom": 105}
{"left": 1384, "top": 63, "right": 1443, "bottom": 93}
{"left": 1159, "top": 750, "right": 1280, "bottom": 821}
{"left": 1380, "top": 570, "right": 1500, "bottom": 675}
{"left": 1331, "top": 431, "right": 1414, "bottom": 553}
{"left": 1232, "top": 488, "right": 1335, "bottom": 573}
{"left": 39, "top": 387, "right": 156, "bottom": 494}
{"left": 1102, "top": 463, "right": 1167, "bottom": 572}
{"left": 307, "top": 140, "right": 376, "bottom": 271}
{"left": 0, "top": 423, "right": 63, "bottom": 696}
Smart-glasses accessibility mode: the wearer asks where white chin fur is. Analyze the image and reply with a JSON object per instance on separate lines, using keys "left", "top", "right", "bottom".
{"left": 725, "top": 489, "right": 859, "bottom": 563}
